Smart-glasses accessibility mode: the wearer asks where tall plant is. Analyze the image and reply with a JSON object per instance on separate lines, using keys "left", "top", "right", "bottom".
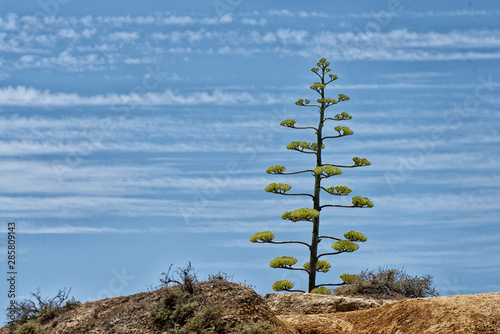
{"left": 250, "top": 58, "right": 373, "bottom": 293}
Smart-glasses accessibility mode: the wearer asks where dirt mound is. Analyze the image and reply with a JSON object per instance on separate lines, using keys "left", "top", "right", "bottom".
{"left": 279, "top": 293, "right": 500, "bottom": 334}
{"left": 194, "top": 280, "right": 297, "bottom": 333}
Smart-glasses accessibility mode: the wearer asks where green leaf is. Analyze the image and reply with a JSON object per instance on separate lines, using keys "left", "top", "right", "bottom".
{"left": 264, "top": 182, "right": 292, "bottom": 194}
{"left": 272, "top": 279, "right": 295, "bottom": 292}
{"left": 266, "top": 165, "right": 286, "bottom": 174}
{"left": 303, "top": 260, "right": 331, "bottom": 273}
{"left": 311, "top": 287, "right": 332, "bottom": 294}
{"left": 314, "top": 166, "right": 342, "bottom": 177}
{"left": 280, "top": 119, "right": 297, "bottom": 128}
{"left": 332, "top": 240, "right": 359, "bottom": 252}
{"left": 352, "top": 196, "right": 374, "bottom": 208}
{"left": 270, "top": 256, "right": 297, "bottom": 268}
{"left": 340, "top": 274, "right": 358, "bottom": 284}
{"left": 311, "top": 68, "right": 319, "bottom": 73}
{"left": 352, "top": 157, "right": 371, "bottom": 166}
{"left": 282, "top": 208, "right": 319, "bottom": 222}
{"left": 295, "top": 99, "right": 304, "bottom": 106}
{"left": 324, "top": 186, "right": 352, "bottom": 196}
{"left": 250, "top": 231, "right": 275, "bottom": 243}
{"left": 343, "top": 230, "right": 367, "bottom": 242}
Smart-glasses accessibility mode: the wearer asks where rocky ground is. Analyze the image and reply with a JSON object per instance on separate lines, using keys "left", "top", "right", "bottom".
{"left": 1, "top": 281, "right": 499, "bottom": 334}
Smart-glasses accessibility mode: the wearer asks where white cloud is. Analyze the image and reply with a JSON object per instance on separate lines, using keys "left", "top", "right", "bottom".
{"left": 0, "top": 195, "right": 184, "bottom": 218}
{"left": 17, "top": 224, "right": 143, "bottom": 234}
{"left": 0, "top": 13, "right": 18, "bottom": 31}
{"left": 82, "top": 28, "right": 97, "bottom": 38}
{"left": 58, "top": 28, "right": 79, "bottom": 39}
{"left": 108, "top": 31, "right": 139, "bottom": 42}
{"left": 241, "top": 18, "right": 266, "bottom": 26}
{"left": 0, "top": 86, "right": 286, "bottom": 107}
{"left": 15, "top": 50, "right": 107, "bottom": 71}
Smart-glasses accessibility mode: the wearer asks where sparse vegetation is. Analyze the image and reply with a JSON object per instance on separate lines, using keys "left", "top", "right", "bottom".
{"left": 14, "top": 320, "right": 44, "bottom": 334}
{"left": 9, "top": 288, "right": 79, "bottom": 325}
{"left": 333, "top": 267, "right": 439, "bottom": 298}
{"left": 231, "top": 321, "right": 276, "bottom": 334}
{"left": 151, "top": 287, "right": 226, "bottom": 333}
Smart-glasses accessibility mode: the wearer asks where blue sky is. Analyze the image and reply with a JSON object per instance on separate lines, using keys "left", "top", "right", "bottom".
{"left": 1, "top": 0, "right": 500, "bottom": 320}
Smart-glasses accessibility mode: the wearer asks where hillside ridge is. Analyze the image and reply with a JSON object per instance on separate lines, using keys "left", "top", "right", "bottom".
{"left": 2, "top": 281, "right": 499, "bottom": 334}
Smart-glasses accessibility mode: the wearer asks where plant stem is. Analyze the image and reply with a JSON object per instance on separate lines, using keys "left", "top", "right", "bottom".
{"left": 308, "top": 66, "right": 327, "bottom": 293}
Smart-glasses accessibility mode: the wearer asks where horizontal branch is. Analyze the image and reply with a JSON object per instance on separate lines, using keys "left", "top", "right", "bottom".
{"left": 320, "top": 204, "right": 357, "bottom": 209}
{"left": 285, "top": 289, "right": 307, "bottom": 293}
{"left": 324, "top": 118, "right": 348, "bottom": 122}
{"left": 322, "top": 135, "right": 343, "bottom": 140}
{"left": 317, "top": 251, "right": 343, "bottom": 259}
{"left": 276, "top": 266, "right": 310, "bottom": 273}
{"left": 292, "top": 150, "right": 317, "bottom": 155}
{"left": 315, "top": 282, "right": 346, "bottom": 288}
{"left": 324, "top": 164, "right": 367, "bottom": 168}
{"left": 292, "top": 126, "right": 318, "bottom": 132}
{"left": 273, "top": 192, "right": 315, "bottom": 199}
{"left": 255, "top": 240, "right": 311, "bottom": 249}
{"left": 278, "top": 169, "right": 315, "bottom": 175}
{"left": 318, "top": 235, "right": 342, "bottom": 242}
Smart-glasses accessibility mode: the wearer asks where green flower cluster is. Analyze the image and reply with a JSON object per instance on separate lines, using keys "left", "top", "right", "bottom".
{"left": 281, "top": 208, "right": 319, "bottom": 222}
{"left": 328, "top": 74, "right": 338, "bottom": 81}
{"left": 249, "top": 231, "right": 275, "bottom": 243}
{"left": 352, "top": 157, "right": 371, "bottom": 166}
{"left": 340, "top": 274, "right": 358, "bottom": 284}
{"left": 287, "top": 141, "right": 323, "bottom": 152}
{"left": 295, "top": 99, "right": 311, "bottom": 106}
{"left": 317, "top": 97, "right": 338, "bottom": 106}
{"left": 352, "top": 196, "right": 374, "bottom": 208}
{"left": 269, "top": 256, "right": 297, "bottom": 269}
{"left": 337, "top": 94, "right": 350, "bottom": 102}
{"left": 310, "top": 82, "right": 326, "bottom": 90}
{"left": 310, "top": 287, "right": 332, "bottom": 295}
{"left": 334, "top": 126, "right": 354, "bottom": 136}
{"left": 324, "top": 185, "right": 352, "bottom": 196}
{"left": 272, "top": 280, "right": 294, "bottom": 292}
{"left": 303, "top": 260, "right": 331, "bottom": 273}
{"left": 286, "top": 141, "right": 325, "bottom": 152}
{"left": 266, "top": 165, "right": 286, "bottom": 174}
{"left": 264, "top": 183, "right": 292, "bottom": 194}
{"left": 314, "top": 166, "right": 343, "bottom": 177}
{"left": 317, "top": 58, "right": 330, "bottom": 67}
{"left": 344, "top": 230, "right": 367, "bottom": 242}
{"left": 280, "top": 119, "right": 297, "bottom": 127}
{"left": 332, "top": 240, "right": 359, "bottom": 252}
{"left": 334, "top": 112, "right": 352, "bottom": 120}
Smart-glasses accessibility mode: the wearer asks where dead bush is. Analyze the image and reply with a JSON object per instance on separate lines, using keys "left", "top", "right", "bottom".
{"left": 334, "top": 267, "right": 439, "bottom": 298}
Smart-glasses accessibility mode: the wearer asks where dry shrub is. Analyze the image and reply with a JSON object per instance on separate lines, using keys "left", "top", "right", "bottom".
{"left": 334, "top": 267, "right": 439, "bottom": 298}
